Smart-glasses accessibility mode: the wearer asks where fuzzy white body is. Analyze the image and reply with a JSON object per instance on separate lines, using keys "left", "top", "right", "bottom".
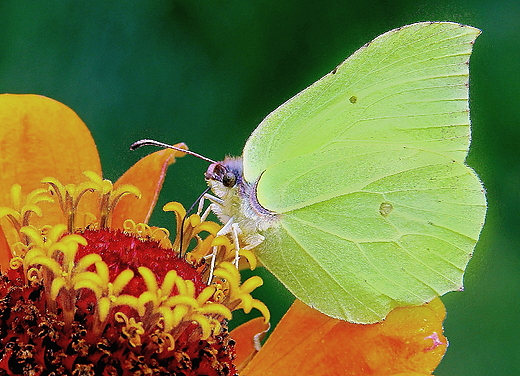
{"left": 205, "top": 156, "right": 279, "bottom": 248}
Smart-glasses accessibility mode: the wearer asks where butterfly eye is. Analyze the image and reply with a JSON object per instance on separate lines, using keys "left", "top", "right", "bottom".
{"left": 222, "top": 171, "right": 237, "bottom": 187}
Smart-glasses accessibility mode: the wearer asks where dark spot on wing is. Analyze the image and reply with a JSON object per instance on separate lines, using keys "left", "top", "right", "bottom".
{"left": 379, "top": 202, "right": 393, "bottom": 217}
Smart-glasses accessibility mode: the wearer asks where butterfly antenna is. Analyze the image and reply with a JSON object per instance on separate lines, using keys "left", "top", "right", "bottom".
{"left": 130, "top": 139, "right": 217, "bottom": 164}
{"left": 178, "top": 186, "right": 212, "bottom": 257}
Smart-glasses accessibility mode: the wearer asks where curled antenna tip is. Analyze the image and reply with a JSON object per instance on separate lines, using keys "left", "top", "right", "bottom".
{"left": 130, "top": 139, "right": 159, "bottom": 150}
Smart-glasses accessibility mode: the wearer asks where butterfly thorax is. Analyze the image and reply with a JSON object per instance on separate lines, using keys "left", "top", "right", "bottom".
{"left": 205, "top": 157, "right": 279, "bottom": 237}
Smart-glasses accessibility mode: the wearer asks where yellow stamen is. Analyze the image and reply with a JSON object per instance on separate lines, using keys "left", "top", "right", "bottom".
{"left": 75, "top": 254, "right": 103, "bottom": 273}
{"left": 111, "top": 269, "right": 135, "bottom": 295}
{"left": 42, "top": 171, "right": 141, "bottom": 231}
{"left": 165, "top": 295, "right": 199, "bottom": 308}
{"left": 50, "top": 277, "right": 67, "bottom": 300}
{"left": 122, "top": 219, "right": 172, "bottom": 248}
{"left": 191, "top": 313, "right": 212, "bottom": 339}
{"left": 152, "top": 330, "right": 175, "bottom": 352}
{"left": 0, "top": 184, "right": 54, "bottom": 245}
{"left": 98, "top": 297, "right": 112, "bottom": 322}
{"left": 115, "top": 312, "right": 145, "bottom": 347}
{"left": 197, "top": 285, "right": 217, "bottom": 305}
{"left": 169, "top": 305, "right": 189, "bottom": 329}
{"left": 139, "top": 266, "right": 159, "bottom": 294}
{"left": 42, "top": 177, "right": 96, "bottom": 232}
{"left": 239, "top": 275, "right": 264, "bottom": 294}
{"left": 239, "top": 248, "right": 257, "bottom": 269}
{"left": 213, "top": 262, "right": 270, "bottom": 322}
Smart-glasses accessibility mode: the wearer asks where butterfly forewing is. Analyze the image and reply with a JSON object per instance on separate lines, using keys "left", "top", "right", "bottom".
{"left": 243, "top": 22, "right": 479, "bottom": 181}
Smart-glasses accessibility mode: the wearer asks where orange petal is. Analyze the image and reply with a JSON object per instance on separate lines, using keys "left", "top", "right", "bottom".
{"left": 230, "top": 317, "right": 270, "bottom": 371}
{"left": 0, "top": 94, "right": 102, "bottom": 229}
{"left": 0, "top": 94, "right": 101, "bottom": 206}
{"left": 111, "top": 145, "right": 187, "bottom": 228}
{"left": 242, "top": 299, "right": 447, "bottom": 376}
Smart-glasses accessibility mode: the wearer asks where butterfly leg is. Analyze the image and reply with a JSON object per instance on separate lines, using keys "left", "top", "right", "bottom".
{"left": 206, "top": 217, "right": 236, "bottom": 284}
{"left": 216, "top": 220, "right": 243, "bottom": 267}
{"left": 198, "top": 193, "right": 223, "bottom": 221}
{"left": 230, "top": 223, "right": 241, "bottom": 267}
{"left": 206, "top": 244, "right": 218, "bottom": 285}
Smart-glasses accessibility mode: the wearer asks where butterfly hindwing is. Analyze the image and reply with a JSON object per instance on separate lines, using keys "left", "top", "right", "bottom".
{"left": 256, "top": 159, "right": 483, "bottom": 322}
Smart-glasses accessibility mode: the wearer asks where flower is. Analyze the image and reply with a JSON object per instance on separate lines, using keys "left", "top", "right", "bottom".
{"left": 0, "top": 94, "right": 267, "bottom": 375}
{"left": 0, "top": 94, "right": 448, "bottom": 376}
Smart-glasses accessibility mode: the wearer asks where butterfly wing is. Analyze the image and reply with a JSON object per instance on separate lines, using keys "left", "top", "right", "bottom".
{"left": 242, "top": 22, "right": 486, "bottom": 323}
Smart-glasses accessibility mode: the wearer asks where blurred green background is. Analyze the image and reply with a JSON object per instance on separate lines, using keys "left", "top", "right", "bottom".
{"left": 0, "top": 0, "right": 517, "bottom": 374}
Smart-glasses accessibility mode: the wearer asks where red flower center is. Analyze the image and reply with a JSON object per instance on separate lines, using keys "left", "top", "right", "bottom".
{"left": 76, "top": 228, "right": 206, "bottom": 296}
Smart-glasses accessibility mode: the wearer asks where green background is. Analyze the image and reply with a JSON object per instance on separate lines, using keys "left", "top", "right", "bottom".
{"left": 0, "top": 0, "right": 517, "bottom": 374}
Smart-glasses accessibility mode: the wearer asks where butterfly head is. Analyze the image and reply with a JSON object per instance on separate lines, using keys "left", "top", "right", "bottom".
{"left": 205, "top": 157, "right": 246, "bottom": 197}
{"left": 205, "top": 156, "right": 279, "bottom": 233}
{"left": 204, "top": 156, "right": 256, "bottom": 227}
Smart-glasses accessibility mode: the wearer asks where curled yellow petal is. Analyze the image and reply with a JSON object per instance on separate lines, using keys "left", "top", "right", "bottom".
{"left": 112, "top": 269, "right": 135, "bottom": 295}
{"left": 138, "top": 266, "right": 158, "bottom": 294}
{"left": 50, "top": 277, "right": 67, "bottom": 300}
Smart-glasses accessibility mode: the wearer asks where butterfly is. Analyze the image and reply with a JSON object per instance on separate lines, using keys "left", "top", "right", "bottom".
{"left": 133, "top": 22, "right": 486, "bottom": 324}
